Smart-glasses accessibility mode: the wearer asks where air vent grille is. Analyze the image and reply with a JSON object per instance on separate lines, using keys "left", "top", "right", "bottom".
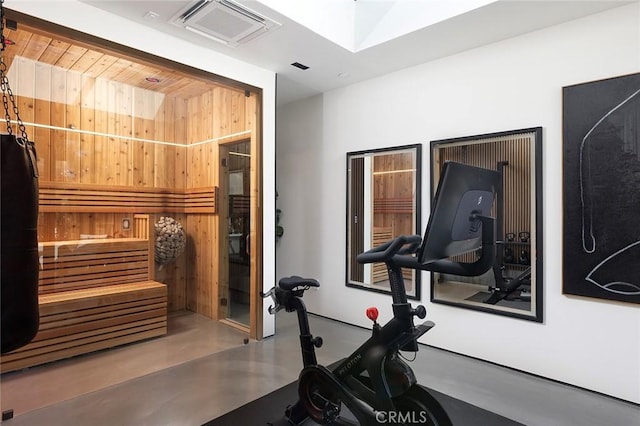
{"left": 172, "top": 0, "right": 281, "bottom": 47}
{"left": 180, "top": 0, "right": 210, "bottom": 22}
{"left": 218, "top": 0, "right": 265, "bottom": 23}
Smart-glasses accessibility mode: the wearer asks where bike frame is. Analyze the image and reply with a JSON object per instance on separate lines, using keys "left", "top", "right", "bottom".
{"left": 286, "top": 273, "right": 433, "bottom": 402}
{"left": 270, "top": 215, "right": 495, "bottom": 424}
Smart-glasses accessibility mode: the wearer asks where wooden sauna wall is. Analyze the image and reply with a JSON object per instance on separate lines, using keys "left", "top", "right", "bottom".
{"left": 5, "top": 29, "right": 257, "bottom": 318}
{"left": 372, "top": 152, "right": 416, "bottom": 236}
{"left": 9, "top": 57, "right": 192, "bottom": 311}
{"left": 185, "top": 87, "right": 250, "bottom": 319}
{"left": 10, "top": 57, "right": 188, "bottom": 188}
{"left": 6, "top": 60, "right": 246, "bottom": 316}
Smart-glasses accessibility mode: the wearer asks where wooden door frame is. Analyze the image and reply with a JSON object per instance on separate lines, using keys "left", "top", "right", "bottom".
{"left": 217, "top": 122, "right": 262, "bottom": 339}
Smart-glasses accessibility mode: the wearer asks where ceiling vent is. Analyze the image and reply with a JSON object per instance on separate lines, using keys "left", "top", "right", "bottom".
{"left": 171, "top": 0, "right": 281, "bottom": 47}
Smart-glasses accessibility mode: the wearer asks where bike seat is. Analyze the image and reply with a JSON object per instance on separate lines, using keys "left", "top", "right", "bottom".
{"left": 278, "top": 276, "right": 320, "bottom": 291}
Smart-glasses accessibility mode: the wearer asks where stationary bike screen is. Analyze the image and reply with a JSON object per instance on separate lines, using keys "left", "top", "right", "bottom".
{"left": 419, "top": 161, "right": 500, "bottom": 265}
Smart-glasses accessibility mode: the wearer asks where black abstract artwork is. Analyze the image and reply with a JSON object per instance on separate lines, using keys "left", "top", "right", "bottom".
{"left": 563, "top": 73, "right": 640, "bottom": 304}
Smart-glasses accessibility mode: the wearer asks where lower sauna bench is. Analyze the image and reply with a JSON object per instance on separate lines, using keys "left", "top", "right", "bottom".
{"left": 0, "top": 281, "right": 167, "bottom": 373}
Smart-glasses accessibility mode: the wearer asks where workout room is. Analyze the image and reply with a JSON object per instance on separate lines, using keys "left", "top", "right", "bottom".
{"left": 1, "top": 1, "right": 639, "bottom": 425}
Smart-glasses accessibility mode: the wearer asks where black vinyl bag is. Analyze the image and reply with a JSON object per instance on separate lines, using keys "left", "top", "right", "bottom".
{"left": 1, "top": 2, "right": 41, "bottom": 352}
{"left": 1, "top": 134, "right": 40, "bottom": 354}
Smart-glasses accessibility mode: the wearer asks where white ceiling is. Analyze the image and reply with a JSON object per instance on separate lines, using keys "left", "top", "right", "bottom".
{"left": 80, "top": 0, "right": 632, "bottom": 106}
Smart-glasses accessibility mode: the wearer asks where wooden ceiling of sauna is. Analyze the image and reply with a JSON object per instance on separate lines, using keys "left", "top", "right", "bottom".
{"left": 2, "top": 25, "right": 230, "bottom": 99}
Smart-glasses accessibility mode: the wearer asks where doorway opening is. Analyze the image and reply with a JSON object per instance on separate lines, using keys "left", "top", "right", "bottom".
{"left": 220, "top": 140, "right": 252, "bottom": 328}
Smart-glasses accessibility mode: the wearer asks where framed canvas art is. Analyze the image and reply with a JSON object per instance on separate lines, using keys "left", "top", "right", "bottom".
{"left": 563, "top": 73, "right": 640, "bottom": 304}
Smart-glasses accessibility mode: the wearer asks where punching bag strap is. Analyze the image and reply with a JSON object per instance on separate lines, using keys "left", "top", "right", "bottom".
{"left": 0, "top": 0, "right": 5, "bottom": 53}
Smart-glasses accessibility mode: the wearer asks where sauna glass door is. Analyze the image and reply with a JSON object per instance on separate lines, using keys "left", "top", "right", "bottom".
{"left": 222, "top": 140, "right": 251, "bottom": 327}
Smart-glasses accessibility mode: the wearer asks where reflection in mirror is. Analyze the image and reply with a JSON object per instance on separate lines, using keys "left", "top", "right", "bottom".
{"left": 430, "top": 128, "right": 543, "bottom": 322}
{"left": 346, "top": 145, "right": 421, "bottom": 299}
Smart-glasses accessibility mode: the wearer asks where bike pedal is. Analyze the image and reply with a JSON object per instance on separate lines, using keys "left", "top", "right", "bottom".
{"left": 322, "top": 400, "right": 340, "bottom": 423}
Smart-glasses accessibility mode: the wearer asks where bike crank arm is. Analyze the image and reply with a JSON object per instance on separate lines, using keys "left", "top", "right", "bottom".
{"left": 299, "top": 365, "right": 383, "bottom": 425}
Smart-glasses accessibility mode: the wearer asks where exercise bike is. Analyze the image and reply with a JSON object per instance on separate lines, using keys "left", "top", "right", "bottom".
{"left": 262, "top": 162, "right": 500, "bottom": 425}
{"left": 263, "top": 237, "right": 446, "bottom": 425}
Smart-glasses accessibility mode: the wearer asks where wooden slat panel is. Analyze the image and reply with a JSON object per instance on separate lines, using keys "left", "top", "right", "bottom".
{"left": 373, "top": 198, "right": 414, "bottom": 214}
{"left": 38, "top": 280, "right": 165, "bottom": 303}
{"left": 40, "top": 274, "right": 149, "bottom": 294}
{"left": 37, "top": 39, "right": 70, "bottom": 66}
{"left": 93, "top": 77, "right": 110, "bottom": 184}
{"left": 184, "top": 187, "right": 218, "bottom": 213}
{"left": 134, "top": 214, "right": 150, "bottom": 240}
{"left": 18, "top": 314, "right": 166, "bottom": 350}
{"left": 55, "top": 44, "right": 88, "bottom": 69}
{"left": 372, "top": 152, "right": 416, "bottom": 240}
{"left": 39, "top": 237, "right": 148, "bottom": 254}
{"left": 186, "top": 213, "right": 215, "bottom": 317}
{"left": 40, "top": 298, "right": 166, "bottom": 328}
{"left": 38, "top": 238, "right": 149, "bottom": 294}
{"left": 171, "top": 97, "right": 188, "bottom": 188}
{"left": 83, "top": 54, "right": 120, "bottom": 78}
{"left": 50, "top": 65, "right": 68, "bottom": 182}
{"left": 34, "top": 62, "right": 53, "bottom": 180}
{"left": 372, "top": 228, "right": 393, "bottom": 283}
{"left": 230, "top": 194, "right": 249, "bottom": 215}
{"left": 350, "top": 157, "right": 365, "bottom": 282}
{"left": 38, "top": 182, "right": 217, "bottom": 213}
{"left": 69, "top": 48, "right": 104, "bottom": 73}
{"left": 1, "top": 323, "right": 167, "bottom": 372}
{"left": 0, "top": 281, "right": 168, "bottom": 372}
{"left": 2, "top": 26, "right": 228, "bottom": 98}
{"left": 65, "top": 69, "right": 82, "bottom": 184}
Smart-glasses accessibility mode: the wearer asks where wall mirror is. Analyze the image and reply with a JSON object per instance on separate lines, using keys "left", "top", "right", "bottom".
{"left": 346, "top": 145, "right": 421, "bottom": 299}
{"left": 430, "top": 128, "right": 543, "bottom": 322}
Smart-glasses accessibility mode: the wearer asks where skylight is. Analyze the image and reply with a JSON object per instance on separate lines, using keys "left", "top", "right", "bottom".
{"left": 256, "top": 0, "right": 498, "bottom": 52}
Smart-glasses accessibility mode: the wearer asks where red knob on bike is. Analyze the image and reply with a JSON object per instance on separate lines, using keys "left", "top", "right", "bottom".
{"left": 366, "top": 307, "right": 379, "bottom": 322}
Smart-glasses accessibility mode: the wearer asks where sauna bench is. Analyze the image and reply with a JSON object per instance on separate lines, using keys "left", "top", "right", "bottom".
{"left": 0, "top": 238, "right": 167, "bottom": 373}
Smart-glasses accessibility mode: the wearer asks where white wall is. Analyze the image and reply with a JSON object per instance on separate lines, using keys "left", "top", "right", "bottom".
{"left": 276, "top": 4, "right": 640, "bottom": 403}
{"left": 7, "top": 0, "right": 277, "bottom": 338}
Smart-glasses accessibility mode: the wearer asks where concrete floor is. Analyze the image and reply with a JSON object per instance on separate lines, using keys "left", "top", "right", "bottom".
{"left": 0, "top": 311, "right": 638, "bottom": 426}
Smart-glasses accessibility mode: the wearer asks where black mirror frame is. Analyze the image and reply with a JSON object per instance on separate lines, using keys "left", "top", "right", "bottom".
{"left": 345, "top": 144, "right": 422, "bottom": 300}
{"left": 429, "top": 128, "right": 543, "bottom": 322}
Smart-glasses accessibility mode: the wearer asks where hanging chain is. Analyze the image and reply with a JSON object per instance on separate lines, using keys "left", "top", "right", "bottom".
{"left": 0, "top": 0, "right": 29, "bottom": 141}
{"left": 1, "top": 0, "right": 5, "bottom": 53}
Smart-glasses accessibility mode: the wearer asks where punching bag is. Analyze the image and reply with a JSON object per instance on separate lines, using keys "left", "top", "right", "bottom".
{"left": 1, "top": 134, "right": 40, "bottom": 354}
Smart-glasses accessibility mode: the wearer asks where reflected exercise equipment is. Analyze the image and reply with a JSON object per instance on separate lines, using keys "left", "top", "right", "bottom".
{"left": 485, "top": 162, "right": 532, "bottom": 305}
{"left": 430, "top": 127, "right": 543, "bottom": 322}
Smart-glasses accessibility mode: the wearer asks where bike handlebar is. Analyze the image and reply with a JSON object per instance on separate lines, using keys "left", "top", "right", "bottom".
{"left": 356, "top": 216, "right": 496, "bottom": 277}
{"left": 356, "top": 234, "right": 422, "bottom": 264}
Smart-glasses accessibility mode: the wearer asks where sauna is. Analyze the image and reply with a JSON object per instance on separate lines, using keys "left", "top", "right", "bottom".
{"left": 1, "top": 14, "right": 263, "bottom": 371}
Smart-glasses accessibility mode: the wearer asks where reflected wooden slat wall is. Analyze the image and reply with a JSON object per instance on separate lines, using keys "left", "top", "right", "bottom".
{"left": 373, "top": 152, "right": 416, "bottom": 238}
{"left": 349, "top": 158, "right": 365, "bottom": 282}
{"left": 433, "top": 134, "right": 533, "bottom": 243}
